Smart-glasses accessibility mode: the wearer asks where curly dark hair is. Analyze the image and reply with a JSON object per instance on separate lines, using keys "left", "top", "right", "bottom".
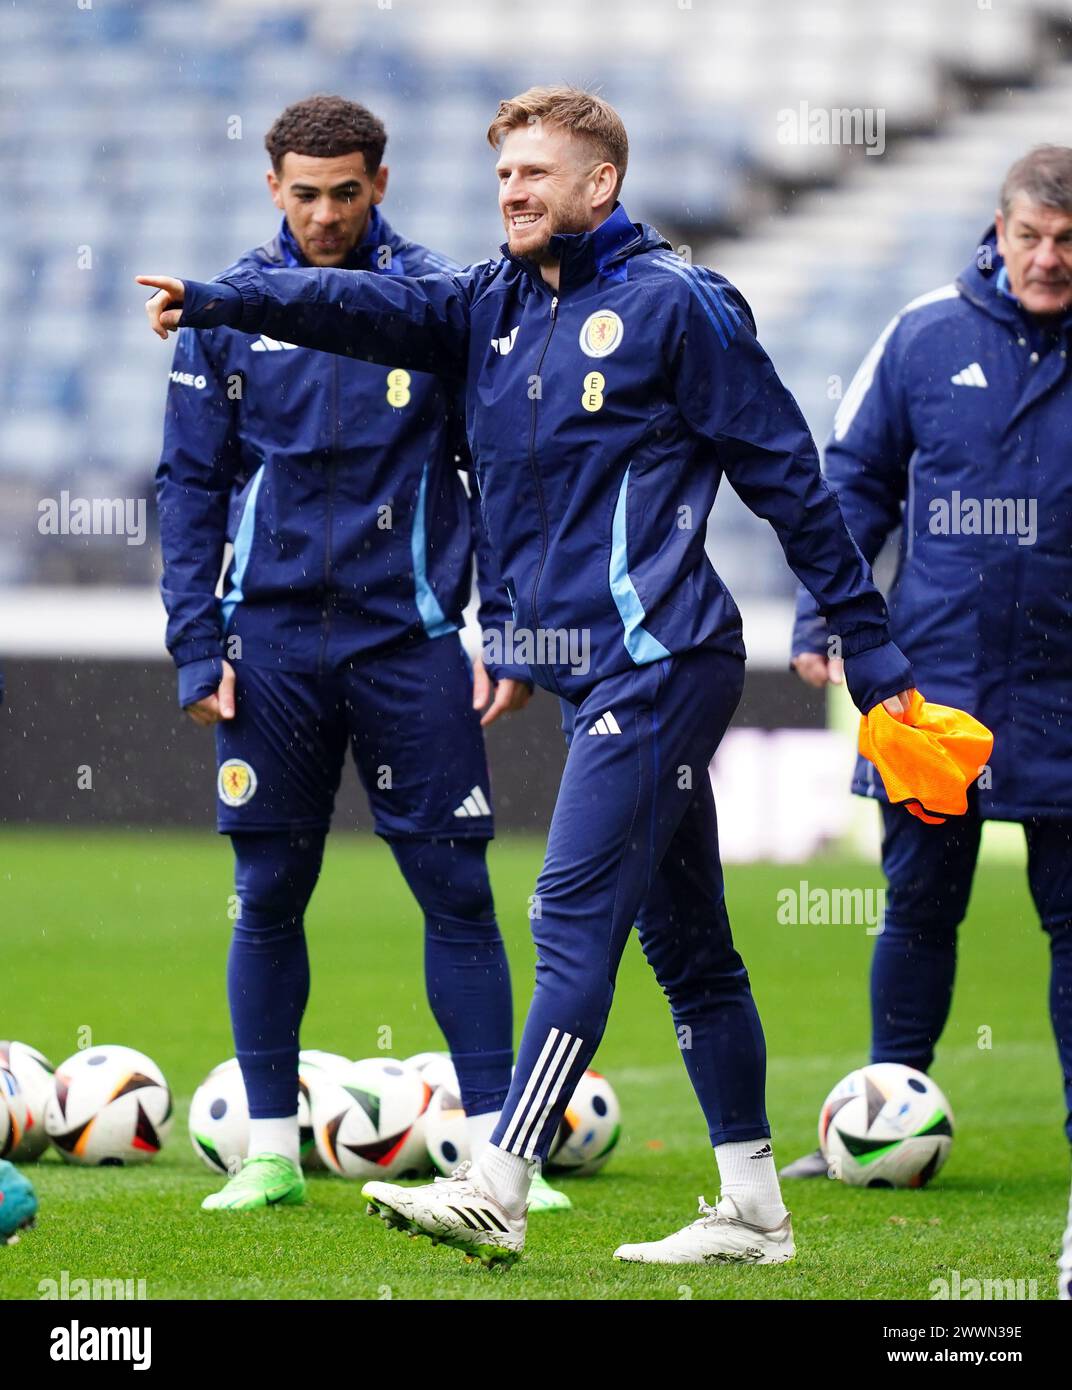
{"left": 265, "top": 95, "right": 387, "bottom": 174}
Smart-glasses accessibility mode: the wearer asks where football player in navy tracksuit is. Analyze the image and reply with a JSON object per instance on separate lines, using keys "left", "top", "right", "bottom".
{"left": 781, "top": 146, "right": 1072, "bottom": 1182}
{"left": 153, "top": 96, "right": 575, "bottom": 1214}
{"left": 141, "top": 86, "right": 913, "bottom": 1263}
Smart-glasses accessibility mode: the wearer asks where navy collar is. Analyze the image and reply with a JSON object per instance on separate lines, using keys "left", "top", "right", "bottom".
{"left": 278, "top": 205, "right": 401, "bottom": 273}
{"left": 502, "top": 203, "right": 647, "bottom": 293}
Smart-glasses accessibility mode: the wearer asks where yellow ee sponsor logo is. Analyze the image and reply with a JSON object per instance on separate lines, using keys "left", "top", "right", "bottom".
{"left": 581, "top": 370, "right": 605, "bottom": 412}
{"left": 386, "top": 368, "right": 411, "bottom": 408}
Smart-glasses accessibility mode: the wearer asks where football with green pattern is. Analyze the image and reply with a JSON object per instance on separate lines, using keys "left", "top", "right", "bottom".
{"left": 819, "top": 1063, "right": 954, "bottom": 1188}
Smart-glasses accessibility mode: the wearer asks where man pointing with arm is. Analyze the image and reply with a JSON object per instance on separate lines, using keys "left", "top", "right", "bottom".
{"left": 141, "top": 85, "right": 912, "bottom": 1268}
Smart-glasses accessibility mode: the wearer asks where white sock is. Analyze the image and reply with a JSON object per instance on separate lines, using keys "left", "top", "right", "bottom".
{"left": 474, "top": 1143, "right": 532, "bottom": 1216}
{"left": 714, "top": 1139, "right": 787, "bottom": 1229}
{"left": 247, "top": 1114, "right": 300, "bottom": 1168}
{"left": 467, "top": 1108, "right": 500, "bottom": 1162}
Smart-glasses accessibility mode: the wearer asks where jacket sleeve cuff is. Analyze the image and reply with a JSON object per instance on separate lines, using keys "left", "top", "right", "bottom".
{"left": 179, "top": 279, "right": 244, "bottom": 329}
{"left": 484, "top": 659, "right": 534, "bottom": 689}
{"left": 177, "top": 656, "right": 223, "bottom": 709}
{"left": 171, "top": 635, "right": 225, "bottom": 666}
{"left": 842, "top": 640, "right": 915, "bottom": 714}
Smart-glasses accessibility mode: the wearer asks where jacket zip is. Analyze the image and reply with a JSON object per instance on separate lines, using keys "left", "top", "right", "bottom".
{"left": 319, "top": 355, "right": 340, "bottom": 676}
{"left": 527, "top": 292, "right": 558, "bottom": 682}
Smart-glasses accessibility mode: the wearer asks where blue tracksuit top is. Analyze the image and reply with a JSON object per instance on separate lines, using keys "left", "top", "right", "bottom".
{"left": 155, "top": 207, "right": 520, "bottom": 706}
{"left": 173, "top": 202, "right": 911, "bottom": 710}
{"left": 794, "top": 227, "right": 1072, "bottom": 819}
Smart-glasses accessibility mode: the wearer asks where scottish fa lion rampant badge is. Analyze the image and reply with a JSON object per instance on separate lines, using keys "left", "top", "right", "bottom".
{"left": 217, "top": 759, "right": 258, "bottom": 807}
{"left": 579, "top": 309, "right": 624, "bottom": 358}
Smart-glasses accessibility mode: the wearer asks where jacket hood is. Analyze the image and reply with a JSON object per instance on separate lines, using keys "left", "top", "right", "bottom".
{"left": 502, "top": 202, "right": 672, "bottom": 293}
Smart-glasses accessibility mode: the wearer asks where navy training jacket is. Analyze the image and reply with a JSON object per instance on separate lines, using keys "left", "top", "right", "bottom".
{"left": 155, "top": 208, "right": 522, "bottom": 708}
{"left": 174, "top": 202, "right": 912, "bottom": 710}
{"left": 794, "top": 228, "right": 1072, "bottom": 820}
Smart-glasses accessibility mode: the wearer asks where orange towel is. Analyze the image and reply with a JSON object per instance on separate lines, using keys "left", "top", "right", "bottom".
{"left": 858, "top": 690, "right": 994, "bottom": 825}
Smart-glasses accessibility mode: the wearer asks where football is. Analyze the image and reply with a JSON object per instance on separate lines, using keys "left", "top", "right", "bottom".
{"left": 44, "top": 1045, "right": 173, "bottom": 1165}
{"left": 404, "top": 1050, "right": 459, "bottom": 1095}
{"left": 0, "top": 1067, "right": 29, "bottom": 1161}
{"left": 424, "top": 1084, "right": 470, "bottom": 1176}
{"left": 188, "top": 1059, "right": 249, "bottom": 1175}
{"left": 546, "top": 1069, "right": 621, "bottom": 1175}
{"left": 0, "top": 1042, "right": 55, "bottom": 1161}
{"left": 297, "top": 1049, "right": 352, "bottom": 1080}
{"left": 312, "top": 1057, "right": 433, "bottom": 1179}
{"left": 297, "top": 1050, "right": 353, "bottom": 1171}
{"left": 819, "top": 1063, "right": 955, "bottom": 1188}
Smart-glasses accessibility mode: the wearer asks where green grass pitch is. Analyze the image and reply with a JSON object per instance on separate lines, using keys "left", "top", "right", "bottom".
{"left": 1, "top": 827, "right": 1067, "bottom": 1300}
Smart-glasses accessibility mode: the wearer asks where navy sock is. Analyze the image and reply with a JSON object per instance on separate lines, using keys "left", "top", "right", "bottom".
{"left": 229, "top": 830, "right": 322, "bottom": 1118}
{"left": 870, "top": 914, "right": 958, "bottom": 1072}
{"left": 870, "top": 803, "right": 977, "bottom": 1074}
{"left": 388, "top": 836, "right": 513, "bottom": 1116}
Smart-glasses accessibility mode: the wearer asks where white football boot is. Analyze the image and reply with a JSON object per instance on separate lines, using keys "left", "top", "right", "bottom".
{"left": 614, "top": 1195, "right": 795, "bottom": 1265}
{"left": 1059, "top": 1171, "right": 1072, "bottom": 1301}
{"left": 363, "top": 1161, "right": 526, "bottom": 1267}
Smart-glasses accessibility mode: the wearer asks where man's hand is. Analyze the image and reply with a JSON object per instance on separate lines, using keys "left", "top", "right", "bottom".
{"left": 185, "top": 660, "right": 236, "bottom": 727}
{"left": 472, "top": 656, "right": 532, "bottom": 727}
{"left": 792, "top": 651, "right": 911, "bottom": 717}
{"left": 135, "top": 275, "right": 186, "bottom": 338}
{"left": 792, "top": 651, "right": 844, "bottom": 689}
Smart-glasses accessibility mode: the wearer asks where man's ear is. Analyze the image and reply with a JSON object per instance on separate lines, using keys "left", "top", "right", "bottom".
{"left": 267, "top": 168, "right": 285, "bottom": 212}
{"left": 590, "top": 162, "right": 617, "bottom": 213}
{"left": 371, "top": 164, "right": 389, "bottom": 205}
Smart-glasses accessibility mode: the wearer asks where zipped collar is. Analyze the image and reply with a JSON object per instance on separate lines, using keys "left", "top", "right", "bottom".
{"left": 502, "top": 202, "right": 671, "bottom": 294}
{"left": 261, "top": 205, "right": 406, "bottom": 274}
{"left": 957, "top": 225, "right": 1072, "bottom": 341}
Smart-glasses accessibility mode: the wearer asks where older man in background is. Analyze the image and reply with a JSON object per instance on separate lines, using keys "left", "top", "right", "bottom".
{"left": 784, "top": 145, "right": 1072, "bottom": 1178}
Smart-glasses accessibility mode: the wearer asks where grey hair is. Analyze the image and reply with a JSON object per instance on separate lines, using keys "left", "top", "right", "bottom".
{"left": 1000, "top": 145, "right": 1072, "bottom": 218}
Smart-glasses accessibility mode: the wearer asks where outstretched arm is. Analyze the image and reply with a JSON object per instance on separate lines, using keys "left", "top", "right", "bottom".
{"left": 137, "top": 261, "right": 477, "bottom": 381}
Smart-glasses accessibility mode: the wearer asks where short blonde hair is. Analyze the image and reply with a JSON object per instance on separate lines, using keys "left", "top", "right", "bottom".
{"left": 487, "top": 85, "right": 628, "bottom": 200}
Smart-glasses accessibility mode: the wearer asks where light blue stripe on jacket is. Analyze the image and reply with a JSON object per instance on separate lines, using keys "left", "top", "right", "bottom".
{"left": 610, "top": 464, "right": 671, "bottom": 666}
{"left": 412, "top": 461, "right": 456, "bottom": 639}
{"left": 220, "top": 466, "right": 265, "bottom": 631}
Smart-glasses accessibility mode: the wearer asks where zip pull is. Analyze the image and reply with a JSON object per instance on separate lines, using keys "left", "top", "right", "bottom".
{"left": 550, "top": 295, "right": 558, "bottom": 319}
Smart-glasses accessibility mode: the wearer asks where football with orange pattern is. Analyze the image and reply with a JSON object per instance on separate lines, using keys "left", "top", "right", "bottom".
{"left": 44, "top": 1045, "right": 172, "bottom": 1165}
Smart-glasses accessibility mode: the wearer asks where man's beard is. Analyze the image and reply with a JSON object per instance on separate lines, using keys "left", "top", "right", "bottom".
{"left": 509, "top": 196, "right": 591, "bottom": 260}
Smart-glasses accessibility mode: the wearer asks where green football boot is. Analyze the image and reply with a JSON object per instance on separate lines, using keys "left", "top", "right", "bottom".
{"left": 528, "top": 1169, "right": 572, "bottom": 1213}
{"left": 201, "top": 1154, "right": 306, "bottom": 1211}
